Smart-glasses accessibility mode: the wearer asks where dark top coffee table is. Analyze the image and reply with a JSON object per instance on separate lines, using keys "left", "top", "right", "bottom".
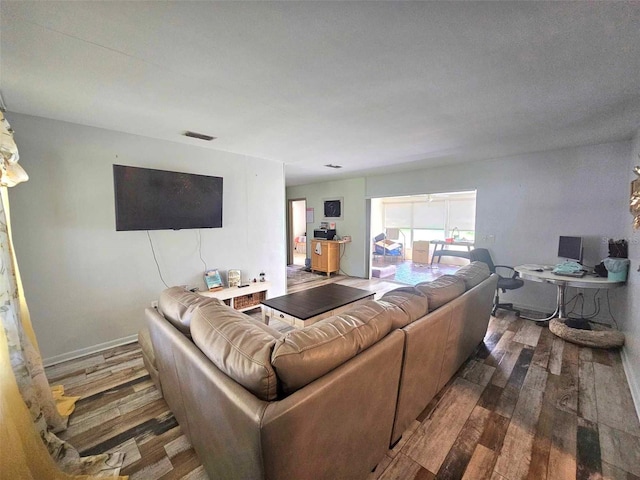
{"left": 261, "top": 283, "right": 375, "bottom": 328}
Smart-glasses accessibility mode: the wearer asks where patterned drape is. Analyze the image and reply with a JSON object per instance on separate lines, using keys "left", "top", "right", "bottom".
{"left": 0, "top": 111, "right": 126, "bottom": 478}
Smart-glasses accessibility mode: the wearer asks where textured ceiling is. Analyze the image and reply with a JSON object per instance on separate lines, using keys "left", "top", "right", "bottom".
{"left": 1, "top": 1, "right": 639, "bottom": 185}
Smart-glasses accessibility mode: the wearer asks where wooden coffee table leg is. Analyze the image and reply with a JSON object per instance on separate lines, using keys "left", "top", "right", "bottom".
{"left": 261, "top": 306, "right": 270, "bottom": 325}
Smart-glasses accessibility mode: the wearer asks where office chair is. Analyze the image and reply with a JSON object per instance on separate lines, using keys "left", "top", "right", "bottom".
{"left": 469, "top": 248, "right": 524, "bottom": 316}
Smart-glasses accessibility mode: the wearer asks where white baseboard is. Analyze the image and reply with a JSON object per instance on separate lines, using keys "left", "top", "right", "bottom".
{"left": 43, "top": 334, "right": 139, "bottom": 367}
{"left": 620, "top": 347, "right": 640, "bottom": 421}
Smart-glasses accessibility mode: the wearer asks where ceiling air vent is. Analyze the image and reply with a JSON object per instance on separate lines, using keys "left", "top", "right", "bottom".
{"left": 183, "top": 131, "right": 216, "bottom": 141}
{"left": 324, "top": 164, "right": 342, "bottom": 169}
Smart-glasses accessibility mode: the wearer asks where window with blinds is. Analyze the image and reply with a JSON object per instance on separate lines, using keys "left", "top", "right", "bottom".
{"left": 381, "top": 192, "right": 476, "bottom": 244}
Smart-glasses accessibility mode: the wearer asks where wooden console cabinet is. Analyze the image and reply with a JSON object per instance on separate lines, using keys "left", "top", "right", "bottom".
{"left": 199, "top": 282, "right": 270, "bottom": 312}
{"left": 311, "top": 240, "right": 345, "bottom": 277}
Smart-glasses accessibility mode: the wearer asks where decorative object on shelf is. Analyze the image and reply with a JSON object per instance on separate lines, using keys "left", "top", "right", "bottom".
{"left": 259, "top": 272, "right": 266, "bottom": 282}
{"left": 204, "top": 269, "right": 223, "bottom": 291}
{"left": 323, "top": 197, "right": 343, "bottom": 219}
{"left": 631, "top": 162, "right": 640, "bottom": 230}
{"left": 227, "top": 269, "right": 241, "bottom": 287}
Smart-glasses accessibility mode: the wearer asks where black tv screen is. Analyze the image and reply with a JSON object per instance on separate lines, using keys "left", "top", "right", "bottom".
{"left": 113, "top": 165, "right": 223, "bottom": 231}
{"left": 558, "top": 235, "right": 582, "bottom": 262}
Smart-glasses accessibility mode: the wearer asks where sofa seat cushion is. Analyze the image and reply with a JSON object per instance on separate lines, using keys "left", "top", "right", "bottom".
{"left": 416, "top": 275, "right": 466, "bottom": 311}
{"left": 158, "top": 286, "right": 222, "bottom": 335}
{"left": 191, "top": 303, "right": 281, "bottom": 401}
{"left": 454, "top": 261, "right": 491, "bottom": 290}
{"left": 379, "top": 287, "right": 429, "bottom": 327}
{"left": 271, "top": 300, "right": 394, "bottom": 395}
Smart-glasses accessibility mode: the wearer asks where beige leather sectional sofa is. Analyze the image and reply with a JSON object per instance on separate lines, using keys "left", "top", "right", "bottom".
{"left": 144, "top": 262, "right": 497, "bottom": 480}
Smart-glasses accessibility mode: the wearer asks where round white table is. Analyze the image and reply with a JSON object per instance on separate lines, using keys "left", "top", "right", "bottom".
{"left": 514, "top": 266, "right": 624, "bottom": 322}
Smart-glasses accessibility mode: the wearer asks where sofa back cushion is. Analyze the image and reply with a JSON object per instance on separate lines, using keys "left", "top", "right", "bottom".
{"left": 271, "top": 300, "right": 393, "bottom": 395}
{"left": 190, "top": 302, "right": 281, "bottom": 401}
{"left": 416, "top": 275, "right": 466, "bottom": 311}
{"left": 454, "top": 262, "right": 491, "bottom": 290}
{"left": 158, "top": 287, "right": 221, "bottom": 335}
{"left": 379, "top": 287, "right": 429, "bottom": 327}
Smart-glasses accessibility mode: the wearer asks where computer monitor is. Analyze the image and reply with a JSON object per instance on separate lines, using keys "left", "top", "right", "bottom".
{"left": 558, "top": 236, "right": 583, "bottom": 263}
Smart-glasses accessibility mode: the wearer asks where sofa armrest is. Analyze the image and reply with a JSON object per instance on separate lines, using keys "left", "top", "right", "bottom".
{"left": 146, "top": 307, "right": 268, "bottom": 480}
{"left": 261, "top": 330, "right": 404, "bottom": 480}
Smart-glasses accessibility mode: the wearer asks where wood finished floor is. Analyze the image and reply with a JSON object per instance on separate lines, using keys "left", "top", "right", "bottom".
{"left": 45, "top": 276, "right": 640, "bottom": 480}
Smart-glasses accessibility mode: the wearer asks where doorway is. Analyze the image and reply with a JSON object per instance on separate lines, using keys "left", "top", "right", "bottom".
{"left": 369, "top": 191, "right": 477, "bottom": 284}
{"left": 287, "top": 198, "right": 307, "bottom": 266}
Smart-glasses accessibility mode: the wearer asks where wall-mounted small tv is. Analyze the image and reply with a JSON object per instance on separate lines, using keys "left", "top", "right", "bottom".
{"left": 113, "top": 165, "right": 223, "bottom": 231}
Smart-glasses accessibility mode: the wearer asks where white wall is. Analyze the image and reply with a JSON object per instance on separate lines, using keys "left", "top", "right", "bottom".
{"left": 7, "top": 113, "right": 286, "bottom": 361}
{"left": 287, "top": 178, "right": 367, "bottom": 277}
{"left": 366, "top": 141, "right": 631, "bottom": 318}
{"left": 622, "top": 128, "right": 640, "bottom": 413}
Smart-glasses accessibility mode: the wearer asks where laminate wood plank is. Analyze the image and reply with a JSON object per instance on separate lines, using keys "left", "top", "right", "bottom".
{"left": 45, "top": 354, "right": 107, "bottom": 382}
{"left": 104, "top": 437, "right": 142, "bottom": 469}
{"left": 66, "top": 365, "right": 149, "bottom": 398}
{"left": 493, "top": 387, "right": 544, "bottom": 479}
{"left": 525, "top": 394, "right": 555, "bottom": 480}
{"left": 593, "top": 362, "right": 640, "bottom": 436}
{"left": 531, "top": 327, "right": 553, "bottom": 369}
{"left": 547, "top": 406, "right": 577, "bottom": 480}
{"left": 579, "top": 346, "right": 593, "bottom": 362}
{"left": 389, "top": 420, "right": 421, "bottom": 459}
{"left": 578, "top": 359, "right": 598, "bottom": 423}
{"left": 461, "top": 444, "right": 497, "bottom": 480}
{"left": 179, "top": 466, "right": 208, "bottom": 480}
{"left": 576, "top": 417, "right": 602, "bottom": 480}
{"left": 164, "top": 435, "right": 193, "bottom": 459}
{"left": 404, "top": 378, "right": 485, "bottom": 473}
{"left": 522, "top": 364, "right": 548, "bottom": 392}
{"left": 507, "top": 317, "right": 526, "bottom": 333}
{"left": 368, "top": 455, "right": 393, "bottom": 480}
{"left": 487, "top": 316, "right": 512, "bottom": 336}
{"left": 485, "top": 331, "right": 515, "bottom": 368}
{"left": 562, "top": 340, "right": 580, "bottom": 366}
{"left": 125, "top": 446, "right": 173, "bottom": 479}
{"left": 591, "top": 348, "right": 613, "bottom": 366}
{"left": 437, "top": 406, "right": 491, "bottom": 480}
{"left": 548, "top": 335, "right": 565, "bottom": 375}
{"left": 478, "top": 411, "right": 510, "bottom": 452}
{"left": 159, "top": 448, "right": 202, "bottom": 480}
{"left": 506, "top": 347, "right": 534, "bottom": 390}
{"left": 477, "top": 383, "right": 504, "bottom": 412}
{"left": 512, "top": 321, "right": 543, "bottom": 347}
{"left": 378, "top": 453, "right": 435, "bottom": 480}
{"left": 601, "top": 461, "right": 637, "bottom": 480}
{"left": 547, "top": 356, "right": 579, "bottom": 414}
{"left": 598, "top": 423, "right": 640, "bottom": 477}
{"left": 494, "top": 384, "right": 520, "bottom": 419}
{"left": 70, "top": 385, "right": 159, "bottom": 428}
{"left": 461, "top": 360, "right": 496, "bottom": 387}
{"left": 71, "top": 399, "right": 170, "bottom": 452}
{"left": 73, "top": 375, "right": 152, "bottom": 415}
{"left": 491, "top": 341, "right": 524, "bottom": 388}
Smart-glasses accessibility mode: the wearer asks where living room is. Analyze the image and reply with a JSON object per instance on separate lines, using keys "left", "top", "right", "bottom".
{"left": 2, "top": 2, "right": 639, "bottom": 479}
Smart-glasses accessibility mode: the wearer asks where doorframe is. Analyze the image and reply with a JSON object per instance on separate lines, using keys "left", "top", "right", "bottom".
{"left": 286, "top": 198, "right": 306, "bottom": 266}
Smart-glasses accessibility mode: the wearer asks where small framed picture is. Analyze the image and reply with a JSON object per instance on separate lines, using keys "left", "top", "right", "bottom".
{"left": 204, "top": 269, "right": 223, "bottom": 291}
{"left": 323, "top": 197, "right": 343, "bottom": 220}
{"left": 227, "top": 269, "right": 241, "bottom": 287}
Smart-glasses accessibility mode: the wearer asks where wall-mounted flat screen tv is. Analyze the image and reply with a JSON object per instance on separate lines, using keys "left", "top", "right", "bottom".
{"left": 113, "top": 165, "right": 223, "bottom": 231}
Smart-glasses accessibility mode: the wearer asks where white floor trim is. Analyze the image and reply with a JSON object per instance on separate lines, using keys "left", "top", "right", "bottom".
{"left": 621, "top": 347, "right": 640, "bottom": 421}
{"left": 43, "top": 334, "right": 139, "bottom": 367}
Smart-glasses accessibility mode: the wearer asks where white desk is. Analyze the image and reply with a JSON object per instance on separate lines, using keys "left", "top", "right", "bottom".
{"left": 514, "top": 266, "right": 623, "bottom": 321}
{"left": 430, "top": 240, "right": 474, "bottom": 265}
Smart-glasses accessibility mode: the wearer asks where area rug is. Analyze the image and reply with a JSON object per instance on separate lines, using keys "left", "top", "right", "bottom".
{"left": 287, "top": 265, "right": 325, "bottom": 287}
